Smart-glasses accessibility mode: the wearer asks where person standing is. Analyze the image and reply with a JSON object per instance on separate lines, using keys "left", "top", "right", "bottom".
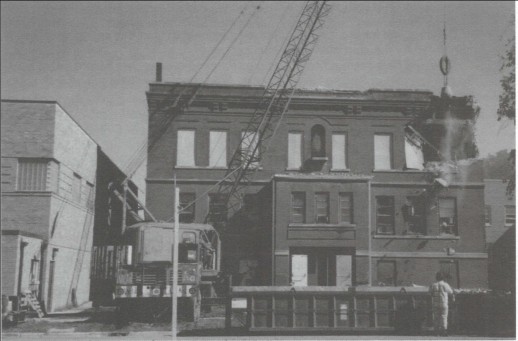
{"left": 429, "top": 271, "right": 455, "bottom": 336}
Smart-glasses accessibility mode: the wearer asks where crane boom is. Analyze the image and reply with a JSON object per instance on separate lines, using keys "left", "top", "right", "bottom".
{"left": 213, "top": 1, "right": 331, "bottom": 218}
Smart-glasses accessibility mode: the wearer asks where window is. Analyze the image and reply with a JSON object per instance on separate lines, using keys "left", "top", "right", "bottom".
{"left": 439, "top": 260, "right": 459, "bottom": 288}
{"left": 505, "top": 205, "right": 515, "bottom": 227}
{"left": 439, "top": 198, "right": 457, "bottom": 234}
{"left": 374, "top": 134, "right": 392, "bottom": 170}
{"left": 72, "top": 173, "right": 82, "bottom": 202}
{"left": 404, "top": 133, "right": 424, "bottom": 170}
{"left": 311, "top": 125, "right": 326, "bottom": 158}
{"left": 485, "top": 205, "right": 492, "bottom": 227}
{"left": 377, "top": 260, "right": 396, "bottom": 286}
{"left": 376, "top": 196, "right": 395, "bottom": 234}
{"left": 209, "top": 131, "right": 227, "bottom": 167}
{"left": 339, "top": 193, "right": 353, "bottom": 224}
{"left": 315, "top": 192, "right": 330, "bottom": 224}
{"left": 86, "top": 182, "right": 95, "bottom": 210}
{"left": 241, "top": 131, "right": 259, "bottom": 168}
{"left": 177, "top": 130, "right": 196, "bottom": 166}
{"left": 291, "top": 192, "right": 305, "bottom": 223}
{"left": 332, "top": 134, "right": 347, "bottom": 169}
{"left": 288, "top": 132, "right": 302, "bottom": 169}
{"left": 179, "top": 193, "right": 195, "bottom": 223}
{"left": 208, "top": 194, "right": 227, "bottom": 223}
{"left": 17, "top": 159, "right": 48, "bottom": 191}
{"left": 403, "top": 196, "right": 426, "bottom": 234}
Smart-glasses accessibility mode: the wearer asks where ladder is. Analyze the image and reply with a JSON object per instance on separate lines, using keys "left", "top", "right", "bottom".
{"left": 24, "top": 291, "right": 45, "bottom": 318}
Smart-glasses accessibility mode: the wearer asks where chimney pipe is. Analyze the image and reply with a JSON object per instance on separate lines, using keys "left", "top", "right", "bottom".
{"left": 156, "top": 62, "right": 162, "bottom": 82}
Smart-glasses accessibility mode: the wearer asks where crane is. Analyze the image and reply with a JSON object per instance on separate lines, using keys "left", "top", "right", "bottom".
{"left": 211, "top": 1, "right": 331, "bottom": 222}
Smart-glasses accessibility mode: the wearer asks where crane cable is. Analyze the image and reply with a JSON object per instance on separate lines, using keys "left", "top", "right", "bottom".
{"left": 121, "top": 4, "right": 262, "bottom": 179}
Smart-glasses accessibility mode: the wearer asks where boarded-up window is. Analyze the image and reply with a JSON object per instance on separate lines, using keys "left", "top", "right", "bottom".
{"left": 72, "top": 173, "right": 82, "bottom": 202}
{"left": 288, "top": 133, "right": 302, "bottom": 169}
{"left": 505, "top": 205, "right": 515, "bottom": 226}
{"left": 241, "top": 131, "right": 259, "bottom": 168}
{"left": 404, "top": 135, "right": 424, "bottom": 170}
{"left": 315, "top": 193, "right": 329, "bottom": 224}
{"left": 179, "top": 193, "right": 195, "bottom": 223}
{"left": 17, "top": 159, "right": 48, "bottom": 191}
{"left": 291, "top": 192, "right": 305, "bottom": 223}
{"left": 339, "top": 193, "right": 353, "bottom": 224}
{"left": 332, "top": 134, "right": 347, "bottom": 169}
{"left": 439, "top": 198, "right": 457, "bottom": 234}
{"left": 377, "top": 260, "right": 396, "bottom": 286}
{"left": 291, "top": 254, "right": 308, "bottom": 287}
{"left": 374, "top": 134, "right": 392, "bottom": 170}
{"left": 376, "top": 196, "right": 395, "bottom": 234}
{"left": 177, "top": 130, "right": 196, "bottom": 166}
{"left": 209, "top": 131, "right": 227, "bottom": 167}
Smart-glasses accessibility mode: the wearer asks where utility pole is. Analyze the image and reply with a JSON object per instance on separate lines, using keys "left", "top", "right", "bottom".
{"left": 172, "top": 177, "right": 180, "bottom": 339}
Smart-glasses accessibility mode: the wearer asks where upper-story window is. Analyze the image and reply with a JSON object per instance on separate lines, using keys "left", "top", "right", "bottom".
{"left": 208, "top": 193, "right": 227, "bottom": 223}
{"left": 291, "top": 192, "right": 305, "bottom": 223}
{"left": 376, "top": 196, "right": 395, "bottom": 234}
{"left": 377, "top": 260, "right": 396, "bottom": 286}
{"left": 332, "top": 133, "right": 347, "bottom": 170}
{"left": 339, "top": 193, "right": 353, "bottom": 224}
{"left": 288, "top": 132, "right": 303, "bottom": 170}
{"left": 179, "top": 192, "right": 195, "bottom": 223}
{"left": 404, "top": 132, "right": 424, "bottom": 170}
{"left": 505, "top": 205, "right": 515, "bottom": 227}
{"left": 177, "top": 130, "right": 196, "bottom": 167}
{"left": 403, "top": 196, "right": 426, "bottom": 234}
{"left": 439, "top": 198, "right": 457, "bottom": 235}
{"left": 209, "top": 131, "right": 227, "bottom": 168}
{"left": 72, "top": 173, "right": 82, "bottom": 202}
{"left": 86, "top": 182, "right": 95, "bottom": 211}
{"left": 17, "top": 159, "right": 48, "bottom": 191}
{"left": 241, "top": 131, "right": 259, "bottom": 168}
{"left": 311, "top": 125, "right": 326, "bottom": 158}
{"left": 374, "top": 134, "right": 393, "bottom": 170}
{"left": 485, "top": 205, "right": 492, "bottom": 227}
{"left": 315, "top": 192, "right": 330, "bottom": 224}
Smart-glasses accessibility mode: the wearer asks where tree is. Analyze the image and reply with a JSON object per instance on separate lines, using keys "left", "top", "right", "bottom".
{"left": 497, "top": 34, "right": 515, "bottom": 123}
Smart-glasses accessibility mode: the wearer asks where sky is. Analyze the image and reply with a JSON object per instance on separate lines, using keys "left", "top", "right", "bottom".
{"left": 1, "top": 1, "right": 515, "bottom": 187}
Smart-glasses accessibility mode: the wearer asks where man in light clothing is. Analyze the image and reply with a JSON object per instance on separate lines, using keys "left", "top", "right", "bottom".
{"left": 429, "top": 271, "right": 455, "bottom": 336}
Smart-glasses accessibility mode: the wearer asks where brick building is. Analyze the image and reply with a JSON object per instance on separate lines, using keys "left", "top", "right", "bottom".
{"left": 145, "top": 81, "right": 488, "bottom": 290}
{"left": 484, "top": 179, "right": 515, "bottom": 292}
{"left": 1, "top": 100, "right": 138, "bottom": 312}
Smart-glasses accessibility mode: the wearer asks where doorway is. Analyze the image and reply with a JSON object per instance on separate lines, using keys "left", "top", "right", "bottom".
{"left": 290, "top": 248, "right": 353, "bottom": 286}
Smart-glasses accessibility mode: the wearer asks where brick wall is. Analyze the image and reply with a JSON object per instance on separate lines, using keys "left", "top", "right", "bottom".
{"left": 1, "top": 235, "right": 20, "bottom": 296}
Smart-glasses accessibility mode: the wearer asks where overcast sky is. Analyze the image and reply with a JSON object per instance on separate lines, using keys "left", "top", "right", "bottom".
{"left": 1, "top": 1, "right": 515, "bottom": 181}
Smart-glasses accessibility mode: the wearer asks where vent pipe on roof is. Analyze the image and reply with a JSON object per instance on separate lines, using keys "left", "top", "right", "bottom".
{"left": 156, "top": 62, "right": 162, "bottom": 82}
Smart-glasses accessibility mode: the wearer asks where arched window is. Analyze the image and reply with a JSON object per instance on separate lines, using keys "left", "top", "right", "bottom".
{"left": 311, "top": 125, "right": 326, "bottom": 158}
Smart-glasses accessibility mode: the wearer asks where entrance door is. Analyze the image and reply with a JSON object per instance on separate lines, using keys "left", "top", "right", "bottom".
{"left": 336, "top": 255, "right": 352, "bottom": 287}
{"left": 291, "top": 254, "right": 308, "bottom": 287}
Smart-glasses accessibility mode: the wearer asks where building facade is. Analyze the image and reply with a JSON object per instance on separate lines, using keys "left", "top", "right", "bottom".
{"left": 484, "top": 178, "right": 515, "bottom": 292}
{"left": 145, "top": 81, "right": 488, "bottom": 290}
{"left": 1, "top": 100, "right": 97, "bottom": 312}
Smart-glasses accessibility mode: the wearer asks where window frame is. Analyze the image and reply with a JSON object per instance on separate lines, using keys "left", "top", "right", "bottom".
{"left": 338, "top": 192, "right": 353, "bottom": 224}
{"left": 208, "top": 193, "right": 228, "bottom": 223}
{"left": 16, "top": 158, "right": 49, "bottom": 192}
{"left": 485, "top": 205, "right": 492, "bottom": 227}
{"left": 176, "top": 129, "right": 196, "bottom": 167}
{"left": 376, "top": 260, "right": 397, "bottom": 286}
{"left": 209, "top": 130, "right": 228, "bottom": 168}
{"left": 374, "top": 133, "right": 393, "bottom": 170}
{"left": 179, "top": 192, "right": 196, "bottom": 223}
{"left": 287, "top": 132, "right": 303, "bottom": 170}
{"left": 438, "top": 197, "right": 458, "bottom": 235}
{"left": 404, "top": 196, "right": 426, "bottom": 234}
{"left": 291, "top": 192, "right": 306, "bottom": 224}
{"left": 314, "top": 192, "right": 330, "bottom": 224}
{"left": 332, "top": 133, "right": 348, "bottom": 170}
{"left": 72, "top": 173, "right": 82, "bottom": 203}
{"left": 376, "top": 196, "right": 395, "bottom": 235}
